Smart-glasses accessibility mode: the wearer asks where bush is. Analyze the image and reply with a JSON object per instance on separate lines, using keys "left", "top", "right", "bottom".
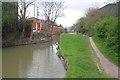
{"left": 94, "top": 17, "right": 118, "bottom": 53}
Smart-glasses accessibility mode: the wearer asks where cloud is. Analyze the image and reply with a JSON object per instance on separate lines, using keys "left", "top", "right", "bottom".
{"left": 57, "top": 9, "right": 85, "bottom": 27}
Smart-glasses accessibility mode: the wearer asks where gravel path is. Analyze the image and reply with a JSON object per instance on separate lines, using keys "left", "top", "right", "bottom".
{"left": 89, "top": 37, "right": 119, "bottom": 78}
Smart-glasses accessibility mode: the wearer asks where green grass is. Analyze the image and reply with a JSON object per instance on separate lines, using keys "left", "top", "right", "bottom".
{"left": 60, "top": 34, "right": 110, "bottom": 78}
{"left": 93, "top": 36, "right": 119, "bottom": 67}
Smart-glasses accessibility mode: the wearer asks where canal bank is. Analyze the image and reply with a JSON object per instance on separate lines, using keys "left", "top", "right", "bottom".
{"left": 2, "top": 35, "right": 52, "bottom": 48}
{"left": 56, "top": 45, "right": 68, "bottom": 71}
{"left": 2, "top": 36, "right": 66, "bottom": 78}
{"left": 59, "top": 34, "right": 110, "bottom": 78}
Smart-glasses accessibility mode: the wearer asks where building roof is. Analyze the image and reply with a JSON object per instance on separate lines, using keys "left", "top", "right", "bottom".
{"left": 29, "top": 17, "right": 45, "bottom": 22}
{"left": 58, "top": 24, "right": 63, "bottom": 27}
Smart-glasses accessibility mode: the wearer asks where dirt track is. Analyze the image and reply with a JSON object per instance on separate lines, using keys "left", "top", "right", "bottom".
{"left": 89, "top": 37, "right": 119, "bottom": 78}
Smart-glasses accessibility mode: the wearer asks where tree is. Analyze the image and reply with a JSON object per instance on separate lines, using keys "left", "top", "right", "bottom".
{"left": 76, "top": 18, "right": 87, "bottom": 34}
{"left": 40, "top": 0, "right": 65, "bottom": 37}
{"left": 94, "top": 17, "right": 119, "bottom": 52}
{"left": 2, "top": 2, "right": 18, "bottom": 39}
{"left": 18, "top": 0, "right": 35, "bottom": 38}
{"left": 75, "top": 3, "right": 118, "bottom": 36}
{"left": 18, "top": 0, "right": 35, "bottom": 20}
{"left": 40, "top": 0, "right": 65, "bottom": 24}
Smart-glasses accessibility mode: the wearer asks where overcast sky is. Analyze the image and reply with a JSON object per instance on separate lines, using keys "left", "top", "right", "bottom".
{"left": 27, "top": 0, "right": 116, "bottom": 27}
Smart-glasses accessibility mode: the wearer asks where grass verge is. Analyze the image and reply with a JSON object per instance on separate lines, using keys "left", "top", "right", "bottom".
{"left": 60, "top": 34, "right": 109, "bottom": 78}
{"left": 93, "top": 36, "right": 119, "bottom": 67}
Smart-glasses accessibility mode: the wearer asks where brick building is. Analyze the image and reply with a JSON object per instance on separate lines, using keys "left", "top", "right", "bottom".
{"left": 29, "top": 17, "right": 65, "bottom": 35}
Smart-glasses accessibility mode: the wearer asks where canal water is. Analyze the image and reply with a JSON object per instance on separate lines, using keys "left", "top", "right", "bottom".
{"left": 2, "top": 36, "right": 66, "bottom": 78}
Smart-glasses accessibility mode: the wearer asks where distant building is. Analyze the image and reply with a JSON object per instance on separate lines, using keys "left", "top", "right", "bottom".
{"left": 50, "top": 26, "right": 59, "bottom": 34}
{"left": 58, "top": 24, "right": 63, "bottom": 28}
{"left": 29, "top": 17, "right": 66, "bottom": 35}
{"left": 58, "top": 24, "right": 65, "bottom": 33}
{"left": 29, "top": 17, "right": 46, "bottom": 33}
{"left": 50, "top": 24, "right": 65, "bottom": 34}
{"left": 64, "top": 28, "right": 68, "bottom": 33}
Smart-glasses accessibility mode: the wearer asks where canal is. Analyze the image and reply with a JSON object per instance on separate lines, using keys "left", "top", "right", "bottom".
{"left": 2, "top": 36, "right": 66, "bottom": 78}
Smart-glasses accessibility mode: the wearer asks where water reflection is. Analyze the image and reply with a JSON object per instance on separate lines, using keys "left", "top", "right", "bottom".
{"left": 2, "top": 36, "right": 66, "bottom": 78}
{"left": 52, "top": 35, "right": 60, "bottom": 44}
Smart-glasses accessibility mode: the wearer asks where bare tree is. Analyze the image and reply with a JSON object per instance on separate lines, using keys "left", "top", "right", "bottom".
{"left": 40, "top": 0, "right": 64, "bottom": 23}
{"left": 18, "top": 0, "right": 35, "bottom": 38}
{"left": 40, "top": 0, "right": 65, "bottom": 38}
{"left": 18, "top": 0, "right": 35, "bottom": 20}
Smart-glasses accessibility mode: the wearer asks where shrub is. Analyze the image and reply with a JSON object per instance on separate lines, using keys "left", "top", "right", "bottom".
{"left": 94, "top": 17, "right": 118, "bottom": 53}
